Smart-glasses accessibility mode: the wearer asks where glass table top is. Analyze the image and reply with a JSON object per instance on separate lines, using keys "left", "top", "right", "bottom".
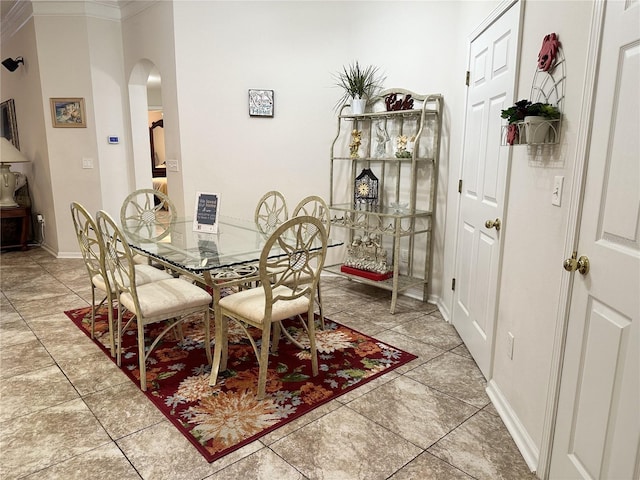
{"left": 121, "top": 215, "right": 341, "bottom": 274}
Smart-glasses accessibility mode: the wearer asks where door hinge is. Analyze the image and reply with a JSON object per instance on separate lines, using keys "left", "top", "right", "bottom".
{"left": 465, "top": 71, "right": 470, "bottom": 86}
{"left": 451, "top": 278, "right": 456, "bottom": 291}
{"left": 458, "top": 179, "right": 462, "bottom": 193}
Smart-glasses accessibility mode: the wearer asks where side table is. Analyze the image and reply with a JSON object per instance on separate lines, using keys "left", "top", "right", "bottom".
{"left": 1, "top": 205, "right": 31, "bottom": 251}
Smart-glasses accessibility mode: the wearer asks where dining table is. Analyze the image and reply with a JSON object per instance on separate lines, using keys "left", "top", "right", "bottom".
{"left": 119, "top": 214, "right": 342, "bottom": 383}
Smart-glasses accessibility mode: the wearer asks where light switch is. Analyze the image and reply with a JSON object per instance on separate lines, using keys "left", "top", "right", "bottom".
{"left": 552, "top": 176, "right": 564, "bottom": 206}
{"left": 82, "top": 157, "right": 94, "bottom": 169}
{"left": 166, "top": 159, "right": 179, "bottom": 172}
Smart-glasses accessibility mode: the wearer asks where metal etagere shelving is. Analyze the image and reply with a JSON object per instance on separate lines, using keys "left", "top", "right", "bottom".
{"left": 326, "top": 89, "right": 443, "bottom": 313}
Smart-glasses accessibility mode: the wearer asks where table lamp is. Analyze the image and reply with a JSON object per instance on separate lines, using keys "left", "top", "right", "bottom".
{"left": 1, "top": 137, "right": 30, "bottom": 207}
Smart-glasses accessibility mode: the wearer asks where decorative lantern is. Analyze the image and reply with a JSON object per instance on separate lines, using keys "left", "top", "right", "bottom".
{"left": 354, "top": 168, "right": 379, "bottom": 207}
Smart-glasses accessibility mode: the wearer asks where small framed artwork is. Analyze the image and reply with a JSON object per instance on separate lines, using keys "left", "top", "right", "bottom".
{"left": 50, "top": 97, "right": 86, "bottom": 128}
{"left": 0, "top": 98, "right": 19, "bottom": 149}
{"left": 193, "top": 192, "right": 220, "bottom": 234}
{"left": 248, "top": 89, "right": 274, "bottom": 117}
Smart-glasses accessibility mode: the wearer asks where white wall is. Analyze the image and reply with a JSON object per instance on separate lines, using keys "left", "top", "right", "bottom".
{"left": 0, "top": 3, "right": 55, "bottom": 249}
{"left": 487, "top": 0, "right": 594, "bottom": 459}
{"left": 124, "top": 0, "right": 469, "bottom": 299}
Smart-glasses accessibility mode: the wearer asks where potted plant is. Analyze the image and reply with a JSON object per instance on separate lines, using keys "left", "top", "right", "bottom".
{"left": 334, "top": 61, "right": 385, "bottom": 114}
{"left": 501, "top": 99, "right": 561, "bottom": 145}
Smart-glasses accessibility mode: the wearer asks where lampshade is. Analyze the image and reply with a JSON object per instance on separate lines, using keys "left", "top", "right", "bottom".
{"left": 1, "top": 137, "right": 30, "bottom": 207}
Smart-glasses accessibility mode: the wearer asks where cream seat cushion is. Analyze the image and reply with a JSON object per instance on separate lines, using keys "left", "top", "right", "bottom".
{"left": 92, "top": 264, "right": 172, "bottom": 292}
{"left": 218, "top": 285, "right": 309, "bottom": 325}
{"left": 119, "top": 278, "right": 212, "bottom": 319}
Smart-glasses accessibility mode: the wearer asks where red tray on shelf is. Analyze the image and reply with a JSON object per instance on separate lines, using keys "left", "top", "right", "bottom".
{"left": 340, "top": 265, "right": 393, "bottom": 281}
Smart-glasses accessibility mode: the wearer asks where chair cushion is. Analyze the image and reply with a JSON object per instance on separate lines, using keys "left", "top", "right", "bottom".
{"left": 92, "top": 264, "right": 172, "bottom": 292}
{"left": 119, "top": 278, "right": 211, "bottom": 319}
{"left": 219, "top": 285, "right": 309, "bottom": 325}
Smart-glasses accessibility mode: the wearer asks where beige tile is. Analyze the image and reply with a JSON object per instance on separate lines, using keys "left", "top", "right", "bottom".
{"left": 0, "top": 338, "right": 54, "bottom": 378}
{"left": 11, "top": 293, "right": 88, "bottom": 319}
{"left": 392, "top": 314, "right": 463, "bottom": 350}
{"left": 83, "top": 381, "right": 166, "bottom": 439}
{"left": 389, "top": 451, "right": 474, "bottom": 479}
{"left": 22, "top": 443, "right": 142, "bottom": 480}
{"left": 348, "top": 376, "right": 478, "bottom": 448}
{"left": 325, "top": 310, "right": 387, "bottom": 337}
{"left": 0, "top": 318, "right": 37, "bottom": 347}
{"left": 0, "top": 364, "right": 79, "bottom": 422}
{"left": 451, "top": 343, "right": 473, "bottom": 358}
{"left": 2, "top": 273, "right": 72, "bottom": 300}
{"left": 373, "top": 329, "right": 446, "bottom": 373}
{"left": 57, "top": 350, "right": 129, "bottom": 396}
{"left": 0, "top": 398, "right": 112, "bottom": 479}
{"left": 260, "top": 399, "right": 342, "bottom": 446}
{"left": 117, "top": 421, "right": 261, "bottom": 480}
{"left": 270, "top": 405, "right": 422, "bottom": 480}
{"left": 336, "top": 369, "right": 401, "bottom": 404}
{"left": 405, "top": 352, "right": 490, "bottom": 408}
{"left": 427, "top": 410, "right": 537, "bottom": 480}
{"left": 204, "top": 447, "right": 304, "bottom": 480}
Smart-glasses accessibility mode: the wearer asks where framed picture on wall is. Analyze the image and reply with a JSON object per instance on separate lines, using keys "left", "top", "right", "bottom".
{"left": 248, "top": 89, "right": 274, "bottom": 117}
{"left": 50, "top": 97, "right": 86, "bottom": 128}
{"left": 0, "top": 98, "right": 20, "bottom": 149}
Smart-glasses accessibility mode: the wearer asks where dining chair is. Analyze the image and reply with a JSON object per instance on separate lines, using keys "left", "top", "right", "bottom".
{"left": 209, "top": 215, "right": 328, "bottom": 399}
{"left": 254, "top": 190, "right": 288, "bottom": 237}
{"left": 291, "top": 195, "right": 331, "bottom": 329}
{"left": 95, "top": 210, "right": 212, "bottom": 391}
{"left": 120, "top": 188, "right": 176, "bottom": 266}
{"left": 70, "top": 202, "right": 172, "bottom": 356}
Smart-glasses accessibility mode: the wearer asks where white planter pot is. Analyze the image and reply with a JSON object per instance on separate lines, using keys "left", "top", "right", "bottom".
{"left": 351, "top": 98, "right": 366, "bottom": 115}
{"left": 524, "top": 116, "right": 550, "bottom": 144}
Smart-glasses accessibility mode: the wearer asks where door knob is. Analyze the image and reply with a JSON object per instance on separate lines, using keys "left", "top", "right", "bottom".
{"left": 563, "top": 252, "right": 590, "bottom": 275}
{"left": 485, "top": 218, "right": 501, "bottom": 231}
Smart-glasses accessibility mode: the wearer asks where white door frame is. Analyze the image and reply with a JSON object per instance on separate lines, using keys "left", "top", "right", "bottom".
{"left": 536, "top": 1, "right": 605, "bottom": 478}
{"left": 449, "top": 0, "right": 522, "bottom": 379}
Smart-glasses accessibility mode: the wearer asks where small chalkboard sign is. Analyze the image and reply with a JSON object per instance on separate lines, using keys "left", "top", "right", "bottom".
{"left": 193, "top": 192, "right": 220, "bottom": 233}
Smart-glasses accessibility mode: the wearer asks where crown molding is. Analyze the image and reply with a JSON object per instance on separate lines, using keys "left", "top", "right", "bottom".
{"left": 31, "top": 0, "right": 122, "bottom": 21}
{"left": 1, "top": 0, "right": 33, "bottom": 44}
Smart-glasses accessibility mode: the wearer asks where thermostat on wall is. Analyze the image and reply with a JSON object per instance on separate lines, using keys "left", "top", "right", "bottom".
{"left": 107, "top": 136, "right": 119, "bottom": 144}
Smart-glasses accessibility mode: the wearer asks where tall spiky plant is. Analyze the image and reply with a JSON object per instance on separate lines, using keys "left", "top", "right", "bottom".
{"left": 334, "top": 61, "right": 384, "bottom": 111}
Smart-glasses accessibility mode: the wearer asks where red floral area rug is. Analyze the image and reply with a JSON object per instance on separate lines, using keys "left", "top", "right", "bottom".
{"left": 64, "top": 306, "right": 417, "bottom": 463}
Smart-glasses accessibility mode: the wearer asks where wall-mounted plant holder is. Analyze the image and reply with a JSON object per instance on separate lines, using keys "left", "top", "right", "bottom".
{"left": 501, "top": 33, "right": 565, "bottom": 146}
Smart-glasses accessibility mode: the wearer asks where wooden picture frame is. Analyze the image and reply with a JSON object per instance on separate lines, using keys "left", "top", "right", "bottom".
{"left": 248, "top": 89, "right": 274, "bottom": 117}
{"left": 0, "top": 98, "right": 20, "bottom": 149}
{"left": 193, "top": 192, "right": 220, "bottom": 234}
{"left": 50, "top": 97, "right": 86, "bottom": 128}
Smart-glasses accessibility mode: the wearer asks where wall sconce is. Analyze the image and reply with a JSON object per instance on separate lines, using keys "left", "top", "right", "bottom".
{"left": 2, "top": 57, "right": 24, "bottom": 72}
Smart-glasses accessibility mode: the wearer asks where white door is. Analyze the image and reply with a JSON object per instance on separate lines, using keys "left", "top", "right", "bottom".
{"left": 452, "top": 2, "right": 520, "bottom": 376}
{"left": 549, "top": 1, "right": 640, "bottom": 478}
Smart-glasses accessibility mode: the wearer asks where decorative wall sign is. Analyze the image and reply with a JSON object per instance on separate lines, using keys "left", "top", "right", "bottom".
{"left": 384, "top": 93, "right": 414, "bottom": 111}
{"left": 248, "top": 89, "right": 274, "bottom": 117}
{"left": 193, "top": 192, "right": 220, "bottom": 233}
{"left": 50, "top": 98, "right": 86, "bottom": 128}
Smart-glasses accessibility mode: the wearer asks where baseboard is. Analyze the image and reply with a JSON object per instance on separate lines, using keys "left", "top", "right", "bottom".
{"left": 486, "top": 379, "right": 539, "bottom": 473}
{"left": 55, "top": 250, "right": 82, "bottom": 259}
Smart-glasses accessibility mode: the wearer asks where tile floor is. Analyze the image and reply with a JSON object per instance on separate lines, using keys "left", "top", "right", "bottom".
{"left": 0, "top": 248, "right": 537, "bottom": 480}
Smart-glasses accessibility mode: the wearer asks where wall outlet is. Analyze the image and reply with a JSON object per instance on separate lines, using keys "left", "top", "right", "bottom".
{"left": 82, "top": 157, "right": 94, "bottom": 169}
{"left": 37, "top": 214, "right": 44, "bottom": 224}
{"left": 507, "top": 332, "right": 514, "bottom": 359}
